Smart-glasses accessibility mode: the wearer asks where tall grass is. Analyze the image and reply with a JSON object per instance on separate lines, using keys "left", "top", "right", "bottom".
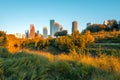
{"left": 26, "top": 49, "right": 120, "bottom": 74}
{"left": 0, "top": 48, "right": 120, "bottom": 80}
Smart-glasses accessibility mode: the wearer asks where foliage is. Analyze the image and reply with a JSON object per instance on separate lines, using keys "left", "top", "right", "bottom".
{"left": 54, "top": 30, "right": 68, "bottom": 37}
{"left": 0, "top": 31, "right": 6, "bottom": 46}
{"left": 54, "top": 36, "right": 74, "bottom": 52}
{"left": 84, "top": 31, "right": 94, "bottom": 45}
{"left": 6, "top": 34, "right": 22, "bottom": 52}
{"left": 86, "top": 24, "right": 107, "bottom": 32}
{"left": 96, "top": 34, "right": 120, "bottom": 43}
{"left": 83, "top": 19, "right": 120, "bottom": 33}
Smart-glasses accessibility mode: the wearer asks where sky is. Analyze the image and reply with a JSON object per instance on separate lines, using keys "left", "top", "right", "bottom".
{"left": 0, "top": 0, "right": 120, "bottom": 35}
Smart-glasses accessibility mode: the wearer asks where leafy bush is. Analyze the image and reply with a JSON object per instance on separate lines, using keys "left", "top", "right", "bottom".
{"left": 0, "top": 31, "right": 6, "bottom": 46}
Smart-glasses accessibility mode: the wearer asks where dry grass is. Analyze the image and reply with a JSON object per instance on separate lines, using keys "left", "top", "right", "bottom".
{"left": 25, "top": 49, "right": 120, "bottom": 74}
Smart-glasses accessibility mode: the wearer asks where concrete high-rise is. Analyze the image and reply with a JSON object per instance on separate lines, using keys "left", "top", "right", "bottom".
{"left": 30, "top": 24, "right": 35, "bottom": 39}
{"left": 50, "top": 20, "right": 55, "bottom": 36}
{"left": 50, "top": 20, "right": 61, "bottom": 37}
{"left": 72, "top": 21, "right": 78, "bottom": 32}
{"left": 25, "top": 30, "right": 29, "bottom": 38}
{"left": 54, "top": 22, "right": 60, "bottom": 34}
{"left": 36, "top": 30, "right": 39, "bottom": 35}
{"left": 60, "top": 25, "right": 63, "bottom": 31}
{"left": 43, "top": 27, "right": 48, "bottom": 38}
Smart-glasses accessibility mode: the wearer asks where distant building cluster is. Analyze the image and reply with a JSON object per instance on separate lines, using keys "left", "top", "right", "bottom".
{"left": 13, "top": 19, "right": 80, "bottom": 39}
{"left": 50, "top": 20, "right": 63, "bottom": 37}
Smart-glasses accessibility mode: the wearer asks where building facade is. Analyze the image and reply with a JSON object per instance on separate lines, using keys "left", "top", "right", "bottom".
{"left": 54, "top": 22, "right": 60, "bottom": 34}
{"left": 50, "top": 20, "right": 60, "bottom": 37}
{"left": 50, "top": 20, "right": 55, "bottom": 37}
{"left": 72, "top": 21, "right": 78, "bottom": 32}
{"left": 30, "top": 24, "right": 35, "bottom": 39}
{"left": 60, "top": 25, "right": 63, "bottom": 31}
{"left": 43, "top": 27, "right": 48, "bottom": 38}
{"left": 25, "top": 30, "right": 29, "bottom": 38}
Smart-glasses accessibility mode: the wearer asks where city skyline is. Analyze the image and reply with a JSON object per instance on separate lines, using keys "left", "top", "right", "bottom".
{"left": 0, "top": 0, "right": 120, "bottom": 34}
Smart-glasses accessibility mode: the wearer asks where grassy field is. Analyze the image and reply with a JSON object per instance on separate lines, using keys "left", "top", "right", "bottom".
{"left": 0, "top": 48, "right": 120, "bottom": 80}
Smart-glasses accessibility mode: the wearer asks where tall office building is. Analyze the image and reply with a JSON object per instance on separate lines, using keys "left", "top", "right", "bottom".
{"left": 60, "top": 25, "right": 63, "bottom": 31}
{"left": 54, "top": 22, "right": 60, "bottom": 34}
{"left": 50, "top": 20, "right": 61, "bottom": 37}
{"left": 72, "top": 21, "right": 78, "bottom": 32}
{"left": 25, "top": 30, "right": 29, "bottom": 38}
{"left": 36, "top": 30, "right": 39, "bottom": 35}
{"left": 43, "top": 27, "right": 48, "bottom": 38}
{"left": 30, "top": 24, "right": 35, "bottom": 39}
{"left": 36, "top": 30, "right": 39, "bottom": 36}
{"left": 50, "top": 20, "right": 55, "bottom": 36}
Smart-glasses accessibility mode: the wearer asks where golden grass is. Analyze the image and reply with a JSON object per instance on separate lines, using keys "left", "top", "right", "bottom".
{"left": 25, "top": 49, "right": 120, "bottom": 74}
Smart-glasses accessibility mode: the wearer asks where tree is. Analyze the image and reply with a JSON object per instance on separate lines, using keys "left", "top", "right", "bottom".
{"left": 72, "top": 30, "right": 80, "bottom": 39}
{"left": 0, "top": 31, "right": 6, "bottom": 46}
{"left": 108, "top": 20, "right": 119, "bottom": 31}
{"left": 84, "top": 30, "right": 94, "bottom": 45}
{"left": 86, "top": 24, "right": 107, "bottom": 32}
{"left": 6, "top": 34, "right": 22, "bottom": 52}
{"left": 54, "top": 30, "right": 68, "bottom": 37}
{"left": 54, "top": 36, "right": 74, "bottom": 52}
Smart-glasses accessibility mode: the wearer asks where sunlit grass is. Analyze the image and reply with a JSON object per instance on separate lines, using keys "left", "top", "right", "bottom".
{"left": 25, "top": 49, "right": 120, "bottom": 75}
{"left": 0, "top": 48, "right": 120, "bottom": 79}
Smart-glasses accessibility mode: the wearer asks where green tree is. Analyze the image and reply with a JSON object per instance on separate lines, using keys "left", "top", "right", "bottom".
{"left": 54, "top": 30, "right": 68, "bottom": 37}
{"left": 86, "top": 24, "right": 107, "bottom": 32}
{"left": 107, "top": 19, "right": 118, "bottom": 31}
{"left": 54, "top": 36, "right": 74, "bottom": 52}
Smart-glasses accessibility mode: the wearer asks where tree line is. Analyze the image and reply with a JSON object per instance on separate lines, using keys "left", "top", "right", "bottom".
{"left": 82, "top": 19, "right": 120, "bottom": 33}
{"left": 0, "top": 30, "right": 94, "bottom": 53}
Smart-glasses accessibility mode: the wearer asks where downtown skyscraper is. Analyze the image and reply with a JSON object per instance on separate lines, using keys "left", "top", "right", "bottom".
{"left": 72, "top": 21, "right": 78, "bottom": 33}
{"left": 43, "top": 27, "right": 48, "bottom": 38}
{"left": 25, "top": 30, "right": 29, "bottom": 38}
{"left": 30, "top": 24, "right": 35, "bottom": 39}
{"left": 50, "top": 20, "right": 55, "bottom": 36}
{"left": 54, "top": 22, "right": 60, "bottom": 34}
{"left": 50, "top": 19, "right": 61, "bottom": 37}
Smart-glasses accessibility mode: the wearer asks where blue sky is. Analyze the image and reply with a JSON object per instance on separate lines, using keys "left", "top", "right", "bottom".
{"left": 0, "top": 0, "right": 120, "bottom": 34}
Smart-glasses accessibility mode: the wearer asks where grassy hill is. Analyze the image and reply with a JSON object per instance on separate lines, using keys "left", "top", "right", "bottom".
{"left": 0, "top": 48, "right": 120, "bottom": 80}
